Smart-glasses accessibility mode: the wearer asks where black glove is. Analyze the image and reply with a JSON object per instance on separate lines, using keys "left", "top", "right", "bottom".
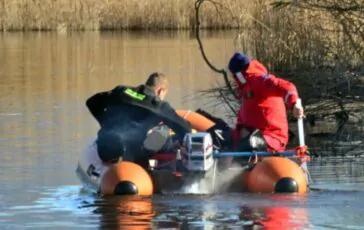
{"left": 196, "top": 108, "right": 233, "bottom": 150}
{"left": 206, "top": 124, "right": 233, "bottom": 150}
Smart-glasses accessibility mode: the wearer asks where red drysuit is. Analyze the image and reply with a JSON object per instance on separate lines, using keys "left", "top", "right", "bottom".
{"left": 232, "top": 60, "right": 299, "bottom": 151}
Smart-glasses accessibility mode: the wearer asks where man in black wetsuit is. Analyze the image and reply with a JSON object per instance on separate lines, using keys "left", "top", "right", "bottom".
{"left": 86, "top": 72, "right": 192, "bottom": 168}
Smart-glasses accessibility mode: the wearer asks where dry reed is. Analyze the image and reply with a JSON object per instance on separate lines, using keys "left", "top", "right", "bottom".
{"left": 232, "top": 1, "right": 364, "bottom": 103}
{"left": 190, "top": 0, "right": 364, "bottom": 151}
{"left": 0, "top": 0, "right": 245, "bottom": 31}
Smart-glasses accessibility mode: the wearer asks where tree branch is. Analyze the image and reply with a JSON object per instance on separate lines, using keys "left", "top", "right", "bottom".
{"left": 194, "top": 0, "right": 237, "bottom": 115}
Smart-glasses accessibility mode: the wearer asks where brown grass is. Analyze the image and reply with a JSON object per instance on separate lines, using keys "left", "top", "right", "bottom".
{"left": 225, "top": 0, "right": 364, "bottom": 99}
{"left": 192, "top": 1, "right": 364, "bottom": 149}
{"left": 0, "top": 0, "right": 246, "bottom": 31}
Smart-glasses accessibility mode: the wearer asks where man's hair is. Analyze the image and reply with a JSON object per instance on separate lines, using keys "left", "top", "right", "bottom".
{"left": 145, "top": 72, "right": 168, "bottom": 89}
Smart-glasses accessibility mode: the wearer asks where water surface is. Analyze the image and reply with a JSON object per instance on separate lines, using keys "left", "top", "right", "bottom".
{"left": 0, "top": 31, "right": 363, "bottom": 229}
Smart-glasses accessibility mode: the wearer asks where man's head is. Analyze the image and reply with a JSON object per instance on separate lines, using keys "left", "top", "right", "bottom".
{"left": 228, "top": 53, "right": 250, "bottom": 73}
{"left": 145, "top": 72, "right": 169, "bottom": 100}
{"left": 228, "top": 53, "right": 251, "bottom": 84}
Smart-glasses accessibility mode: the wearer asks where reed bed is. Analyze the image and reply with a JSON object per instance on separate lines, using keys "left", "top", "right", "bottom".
{"left": 0, "top": 0, "right": 246, "bottom": 31}
{"left": 191, "top": 0, "right": 364, "bottom": 152}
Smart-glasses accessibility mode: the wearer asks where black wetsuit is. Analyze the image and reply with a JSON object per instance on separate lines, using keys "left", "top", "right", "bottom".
{"left": 86, "top": 84, "right": 192, "bottom": 166}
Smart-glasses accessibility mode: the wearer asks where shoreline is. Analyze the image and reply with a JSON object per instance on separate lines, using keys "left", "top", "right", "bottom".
{"left": 0, "top": 27, "right": 240, "bottom": 32}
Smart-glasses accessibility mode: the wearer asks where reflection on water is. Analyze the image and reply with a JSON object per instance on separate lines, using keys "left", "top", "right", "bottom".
{"left": 2, "top": 185, "right": 311, "bottom": 229}
{"left": 152, "top": 194, "right": 311, "bottom": 229}
{"left": 1, "top": 31, "right": 364, "bottom": 229}
{"left": 2, "top": 185, "right": 364, "bottom": 229}
{"left": 1, "top": 181, "right": 364, "bottom": 229}
{"left": 92, "top": 196, "right": 155, "bottom": 230}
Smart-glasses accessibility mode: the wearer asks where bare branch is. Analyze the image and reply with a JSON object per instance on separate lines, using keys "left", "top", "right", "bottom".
{"left": 194, "top": 0, "right": 237, "bottom": 115}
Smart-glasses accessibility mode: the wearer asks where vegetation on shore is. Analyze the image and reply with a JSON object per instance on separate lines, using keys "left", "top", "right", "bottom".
{"left": 0, "top": 0, "right": 242, "bottom": 31}
{"left": 192, "top": 0, "right": 364, "bottom": 119}
{"left": 191, "top": 0, "right": 364, "bottom": 155}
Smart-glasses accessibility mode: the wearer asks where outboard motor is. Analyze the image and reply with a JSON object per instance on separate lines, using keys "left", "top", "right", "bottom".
{"left": 182, "top": 132, "right": 215, "bottom": 172}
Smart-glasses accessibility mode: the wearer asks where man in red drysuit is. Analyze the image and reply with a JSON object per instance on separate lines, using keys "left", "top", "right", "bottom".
{"left": 227, "top": 53, "right": 304, "bottom": 152}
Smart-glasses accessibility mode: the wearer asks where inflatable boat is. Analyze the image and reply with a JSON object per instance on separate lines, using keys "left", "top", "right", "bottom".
{"left": 76, "top": 109, "right": 310, "bottom": 196}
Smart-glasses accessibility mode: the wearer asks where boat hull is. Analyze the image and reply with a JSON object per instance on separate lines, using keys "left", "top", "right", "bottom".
{"left": 76, "top": 110, "right": 309, "bottom": 195}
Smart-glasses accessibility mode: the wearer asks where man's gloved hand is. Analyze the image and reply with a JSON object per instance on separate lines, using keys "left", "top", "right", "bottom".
{"left": 293, "top": 102, "right": 305, "bottom": 119}
{"left": 196, "top": 108, "right": 233, "bottom": 150}
{"left": 206, "top": 125, "right": 233, "bottom": 150}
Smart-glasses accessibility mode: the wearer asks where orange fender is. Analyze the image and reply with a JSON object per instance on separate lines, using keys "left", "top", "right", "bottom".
{"left": 244, "top": 157, "right": 307, "bottom": 193}
{"left": 176, "top": 110, "right": 215, "bottom": 131}
{"left": 100, "top": 161, "right": 154, "bottom": 196}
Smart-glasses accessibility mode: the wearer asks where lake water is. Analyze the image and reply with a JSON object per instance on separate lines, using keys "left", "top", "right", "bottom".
{"left": 0, "top": 31, "right": 364, "bottom": 229}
